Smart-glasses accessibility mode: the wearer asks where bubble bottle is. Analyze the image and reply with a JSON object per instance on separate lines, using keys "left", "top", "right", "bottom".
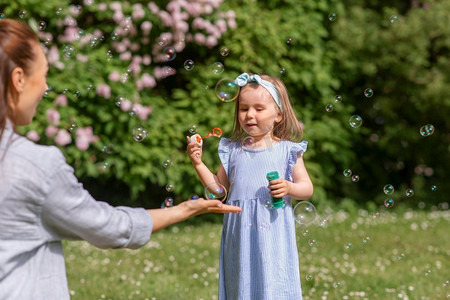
{"left": 266, "top": 171, "right": 285, "bottom": 209}
{"left": 189, "top": 127, "right": 223, "bottom": 146}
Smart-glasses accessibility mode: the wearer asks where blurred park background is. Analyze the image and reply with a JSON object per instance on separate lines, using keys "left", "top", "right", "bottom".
{"left": 1, "top": 0, "right": 449, "bottom": 299}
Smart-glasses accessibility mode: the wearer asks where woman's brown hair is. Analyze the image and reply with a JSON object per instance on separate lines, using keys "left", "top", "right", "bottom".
{"left": 0, "top": 19, "right": 39, "bottom": 141}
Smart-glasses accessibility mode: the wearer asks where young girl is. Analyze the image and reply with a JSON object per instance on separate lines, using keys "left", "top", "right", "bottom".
{"left": 187, "top": 73, "right": 314, "bottom": 299}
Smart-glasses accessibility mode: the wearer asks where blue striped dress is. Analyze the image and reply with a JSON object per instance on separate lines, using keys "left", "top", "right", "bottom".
{"left": 218, "top": 138, "right": 308, "bottom": 300}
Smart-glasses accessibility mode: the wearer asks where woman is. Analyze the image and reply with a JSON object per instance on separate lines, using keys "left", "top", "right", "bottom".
{"left": 0, "top": 19, "right": 241, "bottom": 299}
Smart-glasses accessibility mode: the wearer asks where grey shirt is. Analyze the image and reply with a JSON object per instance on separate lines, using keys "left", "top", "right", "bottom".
{"left": 0, "top": 124, "right": 153, "bottom": 299}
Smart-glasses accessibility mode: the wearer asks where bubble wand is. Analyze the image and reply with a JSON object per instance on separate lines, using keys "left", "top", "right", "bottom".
{"left": 189, "top": 127, "right": 223, "bottom": 146}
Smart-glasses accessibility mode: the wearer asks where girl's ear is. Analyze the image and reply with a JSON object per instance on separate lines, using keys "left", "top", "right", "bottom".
{"left": 275, "top": 110, "right": 282, "bottom": 123}
{"left": 11, "top": 67, "right": 26, "bottom": 93}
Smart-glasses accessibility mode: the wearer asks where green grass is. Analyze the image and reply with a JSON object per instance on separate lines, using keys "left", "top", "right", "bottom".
{"left": 65, "top": 207, "right": 449, "bottom": 299}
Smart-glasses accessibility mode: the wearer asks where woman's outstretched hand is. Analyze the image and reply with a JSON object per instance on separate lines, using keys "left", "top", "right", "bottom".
{"left": 148, "top": 198, "right": 241, "bottom": 232}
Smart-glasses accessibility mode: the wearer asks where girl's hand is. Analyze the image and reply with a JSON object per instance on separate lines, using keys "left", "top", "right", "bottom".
{"left": 186, "top": 136, "right": 203, "bottom": 166}
{"left": 268, "top": 179, "right": 291, "bottom": 198}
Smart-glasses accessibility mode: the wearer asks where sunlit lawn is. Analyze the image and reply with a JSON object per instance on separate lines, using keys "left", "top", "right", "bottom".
{"left": 65, "top": 206, "right": 449, "bottom": 299}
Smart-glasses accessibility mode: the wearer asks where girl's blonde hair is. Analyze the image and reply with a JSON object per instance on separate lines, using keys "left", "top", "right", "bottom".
{"left": 230, "top": 74, "right": 303, "bottom": 142}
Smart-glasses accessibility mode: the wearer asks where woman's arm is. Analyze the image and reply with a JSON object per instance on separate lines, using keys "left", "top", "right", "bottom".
{"left": 148, "top": 198, "right": 241, "bottom": 232}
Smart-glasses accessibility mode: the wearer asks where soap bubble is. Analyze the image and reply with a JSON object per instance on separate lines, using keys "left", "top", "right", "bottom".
{"left": 188, "top": 124, "right": 198, "bottom": 134}
{"left": 157, "top": 37, "right": 168, "bottom": 47}
{"left": 334, "top": 95, "right": 342, "bottom": 103}
{"left": 430, "top": 184, "right": 438, "bottom": 191}
{"left": 349, "top": 115, "right": 362, "bottom": 128}
{"left": 293, "top": 201, "right": 317, "bottom": 225}
{"left": 308, "top": 239, "right": 317, "bottom": 246}
{"left": 215, "top": 78, "right": 239, "bottom": 102}
{"left": 286, "top": 38, "right": 292, "bottom": 46}
{"left": 383, "top": 184, "right": 394, "bottom": 195}
{"left": 328, "top": 13, "right": 337, "bottom": 21}
{"left": 163, "top": 46, "right": 176, "bottom": 61}
{"left": 162, "top": 157, "right": 173, "bottom": 169}
{"left": 343, "top": 169, "right": 352, "bottom": 177}
{"left": 204, "top": 182, "right": 227, "bottom": 202}
{"left": 211, "top": 62, "right": 224, "bottom": 74}
{"left": 63, "top": 45, "right": 75, "bottom": 58}
{"left": 132, "top": 126, "right": 148, "bottom": 142}
{"left": 389, "top": 16, "right": 398, "bottom": 23}
{"left": 344, "top": 242, "right": 352, "bottom": 250}
{"left": 184, "top": 59, "right": 194, "bottom": 71}
{"left": 419, "top": 124, "right": 434, "bottom": 136}
{"left": 305, "top": 274, "right": 314, "bottom": 281}
{"left": 364, "top": 88, "right": 374, "bottom": 98}
{"left": 19, "top": 10, "right": 27, "bottom": 19}
{"left": 362, "top": 236, "right": 370, "bottom": 244}
{"left": 220, "top": 47, "right": 229, "bottom": 56}
{"left": 351, "top": 174, "right": 360, "bottom": 182}
{"left": 325, "top": 104, "right": 334, "bottom": 112}
{"left": 384, "top": 198, "right": 394, "bottom": 208}
{"left": 0, "top": 13, "right": 5, "bottom": 20}
{"left": 405, "top": 188, "right": 415, "bottom": 197}
{"left": 161, "top": 197, "right": 174, "bottom": 208}
{"left": 105, "top": 50, "right": 113, "bottom": 61}
{"left": 165, "top": 184, "right": 174, "bottom": 192}
{"left": 242, "top": 136, "right": 256, "bottom": 148}
{"left": 279, "top": 67, "right": 286, "bottom": 75}
{"left": 89, "top": 36, "right": 100, "bottom": 48}
{"left": 67, "top": 122, "right": 78, "bottom": 133}
{"left": 38, "top": 21, "right": 47, "bottom": 31}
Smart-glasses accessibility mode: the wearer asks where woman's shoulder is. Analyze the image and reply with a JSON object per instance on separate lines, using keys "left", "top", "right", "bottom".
{"left": 6, "top": 132, "right": 66, "bottom": 173}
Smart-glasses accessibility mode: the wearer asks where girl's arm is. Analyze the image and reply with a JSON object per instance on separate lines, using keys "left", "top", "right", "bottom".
{"left": 186, "top": 137, "right": 230, "bottom": 190}
{"left": 268, "top": 153, "right": 313, "bottom": 200}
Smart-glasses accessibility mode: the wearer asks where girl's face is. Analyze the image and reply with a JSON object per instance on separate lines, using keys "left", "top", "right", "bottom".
{"left": 12, "top": 42, "right": 48, "bottom": 126}
{"left": 238, "top": 85, "right": 282, "bottom": 142}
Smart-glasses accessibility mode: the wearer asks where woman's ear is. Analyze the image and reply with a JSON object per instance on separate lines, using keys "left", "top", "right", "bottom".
{"left": 10, "top": 67, "right": 26, "bottom": 93}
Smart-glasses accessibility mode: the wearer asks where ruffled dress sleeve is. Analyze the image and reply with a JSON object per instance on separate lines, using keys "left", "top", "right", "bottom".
{"left": 287, "top": 140, "right": 308, "bottom": 179}
{"left": 218, "top": 138, "right": 232, "bottom": 176}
